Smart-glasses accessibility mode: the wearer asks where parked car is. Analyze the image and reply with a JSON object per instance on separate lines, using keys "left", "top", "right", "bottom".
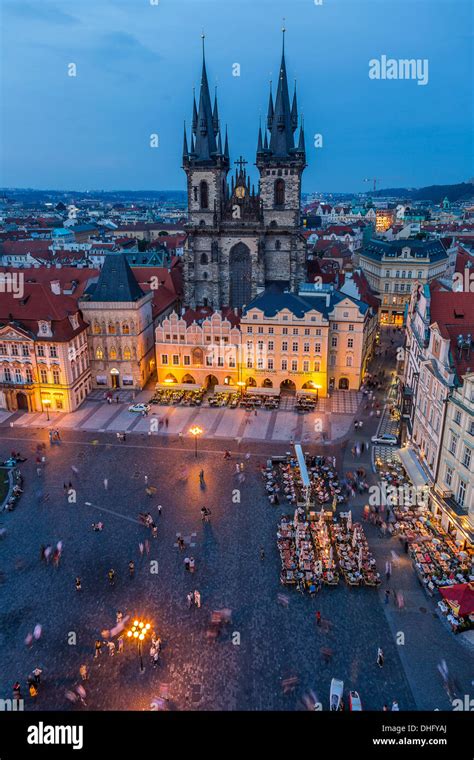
{"left": 128, "top": 403, "right": 150, "bottom": 413}
{"left": 371, "top": 433, "right": 398, "bottom": 446}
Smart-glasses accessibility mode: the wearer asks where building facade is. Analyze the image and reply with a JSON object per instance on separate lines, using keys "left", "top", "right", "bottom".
{"left": 182, "top": 36, "right": 307, "bottom": 311}
{"left": 359, "top": 239, "right": 448, "bottom": 324}
{"left": 0, "top": 289, "right": 91, "bottom": 414}
{"left": 80, "top": 254, "right": 155, "bottom": 390}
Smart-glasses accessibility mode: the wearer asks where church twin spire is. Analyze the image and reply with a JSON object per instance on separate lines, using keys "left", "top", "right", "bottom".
{"left": 183, "top": 30, "right": 305, "bottom": 168}
{"left": 183, "top": 35, "right": 228, "bottom": 167}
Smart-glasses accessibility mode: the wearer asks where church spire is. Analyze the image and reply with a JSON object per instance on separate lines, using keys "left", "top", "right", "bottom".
{"left": 257, "top": 120, "right": 263, "bottom": 153}
{"left": 268, "top": 27, "right": 294, "bottom": 157}
{"left": 212, "top": 87, "right": 219, "bottom": 136}
{"left": 267, "top": 82, "right": 274, "bottom": 130}
{"left": 297, "top": 117, "right": 305, "bottom": 153}
{"left": 291, "top": 81, "right": 298, "bottom": 132}
{"left": 182, "top": 121, "right": 189, "bottom": 162}
{"left": 192, "top": 33, "right": 218, "bottom": 162}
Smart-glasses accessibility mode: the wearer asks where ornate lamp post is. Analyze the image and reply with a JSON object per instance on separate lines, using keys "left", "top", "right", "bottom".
{"left": 126, "top": 619, "right": 151, "bottom": 674}
{"left": 189, "top": 425, "right": 203, "bottom": 459}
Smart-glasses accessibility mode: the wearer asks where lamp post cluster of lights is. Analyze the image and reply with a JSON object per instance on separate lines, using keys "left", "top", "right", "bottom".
{"left": 189, "top": 425, "right": 203, "bottom": 458}
{"left": 127, "top": 619, "right": 151, "bottom": 673}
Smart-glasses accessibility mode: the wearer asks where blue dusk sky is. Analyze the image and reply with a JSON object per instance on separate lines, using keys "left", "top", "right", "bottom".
{"left": 0, "top": 0, "right": 472, "bottom": 193}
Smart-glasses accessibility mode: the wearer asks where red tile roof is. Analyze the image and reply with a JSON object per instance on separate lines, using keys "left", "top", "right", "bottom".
{"left": 429, "top": 288, "right": 474, "bottom": 378}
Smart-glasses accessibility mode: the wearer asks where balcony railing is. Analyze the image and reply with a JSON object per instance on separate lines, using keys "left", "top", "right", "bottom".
{"left": 0, "top": 380, "right": 34, "bottom": 389}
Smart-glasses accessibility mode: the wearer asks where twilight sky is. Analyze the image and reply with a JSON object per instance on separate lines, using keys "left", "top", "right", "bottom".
{"left": 1, "top": 0, "right": 472, "bottom": 193}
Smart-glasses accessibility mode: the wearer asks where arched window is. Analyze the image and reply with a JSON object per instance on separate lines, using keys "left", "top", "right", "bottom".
{"left": 275, "top": 240, "right": 281, "bottom": 251}
{"left": 123, "top": 347, "right": 131, "bottom": 360}
{"left": 200, "top": 181, "right": 209, "bottom": 209}
{"left": 108, "top": 323, "right": 115, "bottom": 335}
{"left": 109, "top": 347, "right": 117, "bottom": 360}
{"left": 274, "top": 179, "right": 285, "bottom": 207}
{"left": 93, "top": 322, "right": 101, "bottom": 334}
{"left": 96, "top": 346, "right": 104, "bottom": 360}
{"left": 122, "top": 323, "right": 130, "bottom": 335}
{"left": 200, "top": 253, "right": 208, "bottom": 265}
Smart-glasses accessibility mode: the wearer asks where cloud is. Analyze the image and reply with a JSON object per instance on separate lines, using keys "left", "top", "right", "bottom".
{"left": 3, "top": 1, "right": 79, "bottom": 25}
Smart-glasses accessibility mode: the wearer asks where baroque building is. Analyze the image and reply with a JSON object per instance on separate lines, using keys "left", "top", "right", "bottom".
{"left": 182, "top": 34, "right": 307, "bottom": 311}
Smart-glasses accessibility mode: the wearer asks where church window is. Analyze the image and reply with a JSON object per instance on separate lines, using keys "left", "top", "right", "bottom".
{"left": 122, "top": 323, "right": 130, "bottom": 335}
{"left": 203, "top": 272, "right": 208, "bottom": 280}
{"left": 200, "top": 253, "right": 208, "bottom": 265}
{"left": 109, "top": 347, "right": 117, "bottom": 360}
{"left": 123, "top": 347, "right": 131, "bottom": 360}
{"left": 275, "top": 240, "right": 281, "bottom": 250}
{"left": 200, "top": 181, "right": 209, "bottom": 209}
{"left": 277, "top": 169, "right": 282, "bottom": 177}
{"left": 108, "top": 324, "right": 116, "bottom": 335}
{"left": 96, "top": 347, "right": 104, "bottom": 360}
{"left": 93, "top": 323, "right": 101, "bottom": 334}
{"left": 274, "top": 179, "right": 285, "bottom": 206}
{"left": 193, "top": 187, "right": 198, "bottom": 202}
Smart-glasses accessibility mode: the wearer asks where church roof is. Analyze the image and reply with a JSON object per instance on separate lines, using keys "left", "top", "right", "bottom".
{"left": 84, "top": 253, "right": 146, "bottom": 302}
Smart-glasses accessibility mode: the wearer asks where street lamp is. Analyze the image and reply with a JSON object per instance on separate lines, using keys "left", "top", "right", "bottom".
{"left": 189, "top": 425, "right": 203, "bottom": 459}
{"left": 126, "top": 619, "right": 151, "bottom": 674}
{"left": 43, "top": 398, "right": 51, "bottom": 421}
{"left": 236, "top": 380, "right": 246, "bottom": 399}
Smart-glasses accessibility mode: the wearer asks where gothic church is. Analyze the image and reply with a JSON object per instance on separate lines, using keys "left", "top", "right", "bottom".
{"left": 182, "top": 34, "right": 308, "bottom": 310}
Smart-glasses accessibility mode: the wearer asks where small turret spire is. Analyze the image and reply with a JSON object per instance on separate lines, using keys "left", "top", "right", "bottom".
{"left": 182, "top": 121, "right": 189, "bottom": 160}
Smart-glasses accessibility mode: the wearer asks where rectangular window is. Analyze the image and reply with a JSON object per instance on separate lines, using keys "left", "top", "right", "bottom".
{"left": 22, "top": 345, "right": 29, "bottom": 356}
{"left": 247, "top": 359, "right": 253, "bottom": 368}
{"left": 161, "top": 354, "right": 168, "bottom": 364}
{"left": 26, "top": 368, "right": 33, "bottom": 383}
{"left": 348, "top": 324, "right": 354, "bottom": 331}
{"left": 346, "top": 356, "right": 352, "bottom": 367}
{"left": 257, "top": 340, "right": 264, "bottom": 351}
{"left": 331, "top": 336, "right": 338, "bottom": 348}
{"left": 292, "top": 342, "right": 298, "bottom": 352}
{"left": 247, "top": 326, "right": 253, "bottom": 333}
{"left": 332, "top": 324, "right": 338, "bottom": 331}
{"left": 315, "top": 343, "right": 321, "bottom": 354}
{"left": 347, "top": 338, "right": 353, "bottom": 348}
{"left": 37, "top": 345, "right": 45, "bottom": 357}
{"left": 258, "top": 327, "right": 264, "bottom": 334}
{"left": 303, "top": 360, "right": 310, "bottom": 372}
{"left": 291, "top": 359, "right": 298, "bottom": 372}
{"left": 282, "top": 327, "right": 288, "bottom": 335}
{"left": 303, "top": 342, "right": 310, "bottom": 352}
{"left": 457, "top": 479, "right": 466, "bottom": 506}
{"left": 52, "top": 369, "right": 60, "bottom": 384}
{"left": 40, "top": 369, "right": 48, "bottom": 384}
{"left": 0, "top": 344, "right": 7, "bottom": 356}
{"left": 15, "top": 369, "right": 22, "bottom": 383}
{"left": 292, "top": 328, "right": 298, "bottom": 335}
{"left": 282, "top": 341, "right": 288, "bottom": 352}
{"left": 268, "top": 341, "right": 274, "bottom": 351}
{"left": 11, "top": 344, "right": 18, "bottom": 356}
{"left": 257, "top": 358, "right": 264, "bottom": 369}
{"left": 229, "top": 357, "right": 236, "bottom": 368}
{"left": 281, "top": 359, "right": 287, "bottom": 371}
{"left": 314, "top": 361, "right": 320, "bottom": 372}
{"left": 449, "top": 433, "right": 458, "bottom": 456}
{"left": 462, "top": 447, "right": 471, "bottom": 470}
{"left": 445, "top": 466, "right": 453, "bottom": 487}
{"left": 315, "top": 329, "right": 321, "bottom": 336}
{"left": 268, "top": 327, "right": 274, "bottom": 334}
{"left": 206, "top": 356, "right": 213, "bottom": 367}
{"left": 304, "top": 328, "right": 310, "bottom": 335}
{"left": 454, "top": 409, "right": 462, "bottom": 425}
{"left": 50, "top": 346, "right": 57, "bottom": 358}
{"left": 268, "top": 358, "right": 274, "bottom": 370}
{"left": 183, "top": 355, "right": 190, "bottom": 366}
{"left": 217, "top": 357, "right": 224, "bottom": 367}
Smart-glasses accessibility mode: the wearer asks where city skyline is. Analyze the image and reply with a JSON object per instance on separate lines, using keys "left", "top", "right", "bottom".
{"left": 1, "top": 0, "right": 472, "bottom": 193}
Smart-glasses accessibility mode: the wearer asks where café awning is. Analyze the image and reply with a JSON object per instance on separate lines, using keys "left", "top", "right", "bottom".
{"left": 439, "top": 583, "right": 474, "bottom": 617}
{"left": 155, "top": 383, "right": 201, "bottom": 391}
{"left": 398, "top": 447, "right": 430, "bottom": 490}
{"left": 213, "top": 385, "right": 238, "bottom": 393}
{"left": 246, "top": 387, "right": 280, "bottom": 397}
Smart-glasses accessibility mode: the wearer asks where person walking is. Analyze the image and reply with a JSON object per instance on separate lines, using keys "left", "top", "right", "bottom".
{"left": 75, "top": 576, "right": 82, "bottom": 592}
{"left": 377, "top": 647, "right": 384, "bottom": 668}
{"left": 199, "top": 469, "right": 205, "bottom": 485}
{"left": 391, "top": 699, "right": 399, "bottom": 711}
{"left": 316, "top": 611, "right": 322, "bottom": 626}
{"left": 186, "top": 591, "right": 193, "bottom": 609}
{"left": 94, "top": 640, "right": 102, "bottom": 659}
{"left": 117, "top": 635, "right": 124, "bottom": 654}
{"left": 157, "top": 505, "right": 162, "bottom": 517}
{"left": 384, "top": 589, "right": 390, "bottom": 604}
{"left": 32, "top": 667, "right": 42, "bottom": 685}
{"left": 108, "top": 568, "right": 116, "bottom": 586}
{"left": 194, "top": 590, "right": 201, "bottom": 608}
{"left": 128, "top": 560, "right": 135, "bottom": 578}
{"left": 260, "top": 547, "right": 265, "bottom": 560}
{"left": 79, "top": 665, "right": 88, "bottom": 681}
{"left": 385, "top": 561, "right": 392, "bottom": 583}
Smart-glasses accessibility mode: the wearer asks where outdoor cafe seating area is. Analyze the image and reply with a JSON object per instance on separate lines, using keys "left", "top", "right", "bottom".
{"left": 277, "top": 508, "right": 380, "bottom": 591}
{"left": 295, "top": 392, "right": 319, "bottom": 413}
{"left": 151, "top": 384, "right": 205, "bottom": 406}
{"left": 263, "top": 455, "right": 345, "bottom": 508}
{"left": 208, "top": 391, "right": 240, "bottom": 408}
{"left": 240, "top": 391, "right": 280, "bottom": 410}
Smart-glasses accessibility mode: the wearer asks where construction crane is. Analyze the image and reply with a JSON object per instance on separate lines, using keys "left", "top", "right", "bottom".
{"left": 363, "top": 177, "right": 381, "bottom": 194}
